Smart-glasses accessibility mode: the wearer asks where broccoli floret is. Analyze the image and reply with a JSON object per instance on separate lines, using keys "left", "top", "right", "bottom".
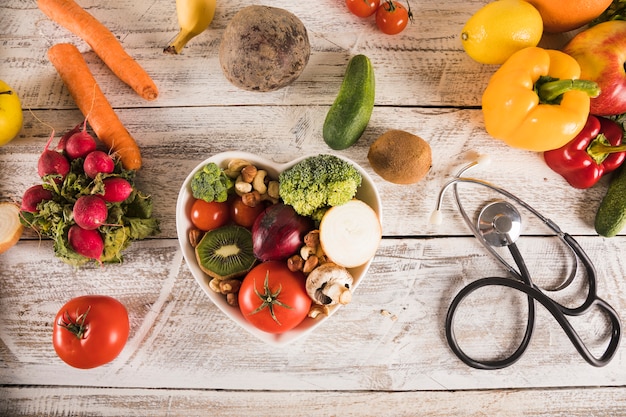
{"left": 190, "top": 162, "right": 233, "bottom": 203}
{"left": 279, "top": 154, "right": 362, "bottom": 218}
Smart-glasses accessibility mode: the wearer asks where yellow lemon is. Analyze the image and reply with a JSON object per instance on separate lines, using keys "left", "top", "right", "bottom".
{"left": 461, "top": 0, "right": 543, "bottom": 65}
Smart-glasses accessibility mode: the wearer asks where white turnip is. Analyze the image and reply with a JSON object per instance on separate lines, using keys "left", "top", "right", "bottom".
{"left": 84, "top": 150, "right": 115, "bottom": 178}
{"left": 68, "top": 224, "right": 104, "bottom": 261}
{"left": 20, "top": 184, "right": 54, "bottom": 213}
{"left": 319, "top": 200, "right": 381, "bottom": 268}
{"left": 73, "top": 195, "right": 108, "bottom": 230}
{"left": 102, "top": 177, "right": 133, "bottom": 203}
{"left": 38, "top": 131, "right": 70, "bottom": 180}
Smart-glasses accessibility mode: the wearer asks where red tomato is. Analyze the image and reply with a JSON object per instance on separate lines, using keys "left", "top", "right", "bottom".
{"left": 239, "top": 261, "right": 311, "bottom": 334}
{"left": 230, "top": 196, "right": 266, "bottom": 228}
{"left": 376, "top": 1, "right": 412, "bottom": 35}
{"left": 190, "top": 198, "right": 230, "bottom": 231}
{"left": 346, "top": 0, "right": 380, "bottom": 17}
{"left": 52, "top": 295, "right": 130, "bottom": 369}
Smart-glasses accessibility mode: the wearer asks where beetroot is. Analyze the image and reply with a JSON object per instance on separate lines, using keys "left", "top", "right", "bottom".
{"left": 102, "top": 177, "right": 133, "bottom": 203}
{"left": 68, "top": 224, "right": 104, "bottom": 261}
{"left": 21, "top": 184, "right": 53, "bottom": 213}
{"left": 252, "top": 203, "right": 313, "bottom": 261}
{"left": 73, "top": 195, "right": 108, "bottom": 230}
{"left": 84, "top": 150, "right": 115, "bottom": 178}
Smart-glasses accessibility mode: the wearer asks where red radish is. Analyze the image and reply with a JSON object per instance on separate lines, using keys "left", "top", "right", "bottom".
{"left": 63, "top": 121, "right": 97, "bottom": 160}
{"left": 73, "top": 195, "right": 108, "bottom": 230}
{"left": 56, "top": 124, "right": 80, "bottom": 151}
{"left": 252, "top": 203, "right": 313, "bottom": 261}
{"left": 68, "top": 224, "right": 104, "bottom": 261}
{"left": 20, "top": 184, "right": 54, "bottom": 213}
{"left": 102, "top": 177, "right": 133, "bottom": 203}
{"left": 38, "top": 131, "right": 70, "bottom": 180}
{"left": 84, "top": 150, "right": 115, "bottom": 178}
{"left": 65, "top": 131, "right": 97, "bottom": 160}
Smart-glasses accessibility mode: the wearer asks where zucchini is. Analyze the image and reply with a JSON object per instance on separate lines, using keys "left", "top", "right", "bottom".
{"left": 323, "top": 54, "right": 375, "bottom": 150}
{"left": 595, "top": 163, "right": 626, "bottom": 237}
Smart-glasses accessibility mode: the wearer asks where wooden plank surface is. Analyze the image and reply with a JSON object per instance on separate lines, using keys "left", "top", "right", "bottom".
{"left": 1, "top": 0, "right": 625, "bottom": 415}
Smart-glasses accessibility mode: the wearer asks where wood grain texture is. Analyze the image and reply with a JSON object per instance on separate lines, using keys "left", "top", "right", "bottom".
{"left": 1, "top": 238, "right": 624, "bottom": 391}
{"left": 1, "top": 386, "right": 625, "bottom": 416}
{"left": 1, "top": 0, "right": 624, "bottom": 415}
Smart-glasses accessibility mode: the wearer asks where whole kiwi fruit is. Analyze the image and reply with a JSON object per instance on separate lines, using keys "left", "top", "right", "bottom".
{"left": 367, "top": 129, "right": 432, "bottom": 184}
{"left": 195, "top": 225, "right": 256, "bottom": 280}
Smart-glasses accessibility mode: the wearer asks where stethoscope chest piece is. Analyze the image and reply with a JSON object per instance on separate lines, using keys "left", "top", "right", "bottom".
{"left": 477, "top": 200, "right": 522, "bottom": 247}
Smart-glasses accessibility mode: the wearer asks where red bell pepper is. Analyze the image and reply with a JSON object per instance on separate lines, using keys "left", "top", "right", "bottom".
{"left": 544, "top": 115, "right": 626, "bottom": 189}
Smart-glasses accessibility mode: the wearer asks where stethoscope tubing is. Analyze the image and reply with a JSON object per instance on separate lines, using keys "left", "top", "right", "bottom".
{"left": 445, "top": 275, "right": 622, "bottom": 368}
{"left": 440, "top": 160, "right": 622, "bottom": 369}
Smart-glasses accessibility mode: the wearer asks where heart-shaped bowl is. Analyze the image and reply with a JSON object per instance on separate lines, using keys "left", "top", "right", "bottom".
{"left": 176, "top": 151, "right": 382, "bottom": 346}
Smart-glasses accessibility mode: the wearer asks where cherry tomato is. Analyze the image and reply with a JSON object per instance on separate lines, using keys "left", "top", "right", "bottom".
{"left": 52, "top": 295, "right": 130, "bottom": 369}
{"left": 239, "top": 261, "right": 311, "bottom": 334}
{"left": 376, "top": 1, "right": 412, "bottom": 35}
{"left": 346, "top": 0, "right": 380, "bottom": 18}
{"left": 190, "top": 198, "right": 230, "bottom": 231}
{"left": 230, "top": 196, "right": 266, "bottom": 228}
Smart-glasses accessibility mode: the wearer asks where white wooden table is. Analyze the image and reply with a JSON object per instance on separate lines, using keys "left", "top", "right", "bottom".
{"left": 2, "top": 1, "right": 625, "bottom": 415}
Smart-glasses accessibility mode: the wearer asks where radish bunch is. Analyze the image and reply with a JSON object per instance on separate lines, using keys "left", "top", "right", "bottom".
{"left": 19, "top": 122, "right": 159, "bottom": 266}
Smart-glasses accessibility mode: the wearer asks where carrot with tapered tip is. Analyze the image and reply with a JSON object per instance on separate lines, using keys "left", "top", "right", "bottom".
{"left": 48, "top": 43, "right": 142, "bottom": 171}
{"left": 37, "top": 0, "right": 159, "bottom": 101}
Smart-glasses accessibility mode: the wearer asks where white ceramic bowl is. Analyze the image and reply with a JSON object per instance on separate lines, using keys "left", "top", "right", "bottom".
{"left": 176, "top": 151, "right": 382, "bottom": 346}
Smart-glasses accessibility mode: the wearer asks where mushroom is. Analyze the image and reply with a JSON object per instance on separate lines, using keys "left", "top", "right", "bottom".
{"left": 305, "top": 263, "right": 354, "bottom": 306}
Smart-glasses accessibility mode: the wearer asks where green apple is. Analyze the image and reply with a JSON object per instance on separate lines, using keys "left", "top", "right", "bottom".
{"left": 0, "top": 79, "right": 23, "bottom": 146}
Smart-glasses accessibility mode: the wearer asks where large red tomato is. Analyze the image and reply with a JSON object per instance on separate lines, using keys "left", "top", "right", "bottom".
{"left": 52, "top": 295, "right": 130, "bottom": 369}
{"left": 238, "top": 261, "right": 311, "bottom": 334}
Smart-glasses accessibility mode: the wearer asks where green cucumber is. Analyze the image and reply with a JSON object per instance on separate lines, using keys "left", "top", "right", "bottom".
{"left": 323, "top": 54, "right": 375, "bottom": 150}
{"left": 595, "top": 163, "right": 626, "bottom": 237}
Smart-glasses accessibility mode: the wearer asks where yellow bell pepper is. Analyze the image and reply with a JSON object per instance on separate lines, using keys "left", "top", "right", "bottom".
{"left": 482, "top": 47, "right": 600, "bottom": 152}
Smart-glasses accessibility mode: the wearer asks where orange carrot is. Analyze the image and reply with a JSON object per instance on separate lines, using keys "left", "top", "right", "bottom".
{"left": 38, "top": 0, "right": 158, "bottom": 101}
{"left": 48, "top": 43, "right": 142, "bottom": 171}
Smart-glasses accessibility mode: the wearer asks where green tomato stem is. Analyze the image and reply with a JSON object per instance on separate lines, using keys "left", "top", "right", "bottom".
{"left": 250, "top": 271, "right": 292, "bottom": 325}
{"left": 58, "top": 306, "right": 91, "bottom": 339}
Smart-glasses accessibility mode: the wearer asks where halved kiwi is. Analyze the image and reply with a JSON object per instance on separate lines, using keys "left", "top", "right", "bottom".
{"left": 195, "top": 225, "right": 256, "bottom": 280}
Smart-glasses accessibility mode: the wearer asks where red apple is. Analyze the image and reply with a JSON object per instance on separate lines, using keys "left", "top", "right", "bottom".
{"left": 562, "top": 20, "right": 626, "bottom": 116}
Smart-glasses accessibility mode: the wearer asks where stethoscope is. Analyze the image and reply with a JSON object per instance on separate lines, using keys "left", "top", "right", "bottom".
{"left": 431, "top": 155, "right": 622, "bottom": 370}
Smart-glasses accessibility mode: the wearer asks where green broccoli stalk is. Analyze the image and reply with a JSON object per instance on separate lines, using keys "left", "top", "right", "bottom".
{"left": 190, "top": 162, "right": 234, "bottom": 203}
{"left": 278, "top": 154, "right": 362, "bottom": 222}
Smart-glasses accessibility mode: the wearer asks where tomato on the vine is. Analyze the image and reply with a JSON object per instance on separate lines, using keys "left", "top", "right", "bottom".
{"left": 346, "top": 0, "right": 380, "bottom": 18}
{"left": 52, "top": 295, "right": 130, "bottom": 369}
{"left": 230, "top": 196, "right": 266, "bottom": 228}
{"left": 238, "top": 261, "right": 311, "bottom": 334}
{"left": 376, "top": 1, "right": 412, "bottom": 35}
{"left": 190, "top": 198, "right": 230, "bottom": 231}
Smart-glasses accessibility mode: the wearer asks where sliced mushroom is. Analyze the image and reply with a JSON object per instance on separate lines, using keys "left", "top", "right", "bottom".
{"left": 305, "top": 263, "right": 354, "bottom": 306}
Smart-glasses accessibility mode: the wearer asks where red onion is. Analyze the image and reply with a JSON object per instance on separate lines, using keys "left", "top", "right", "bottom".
{"left": 252, "top": 203, "right": 313, "bottom": 261}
